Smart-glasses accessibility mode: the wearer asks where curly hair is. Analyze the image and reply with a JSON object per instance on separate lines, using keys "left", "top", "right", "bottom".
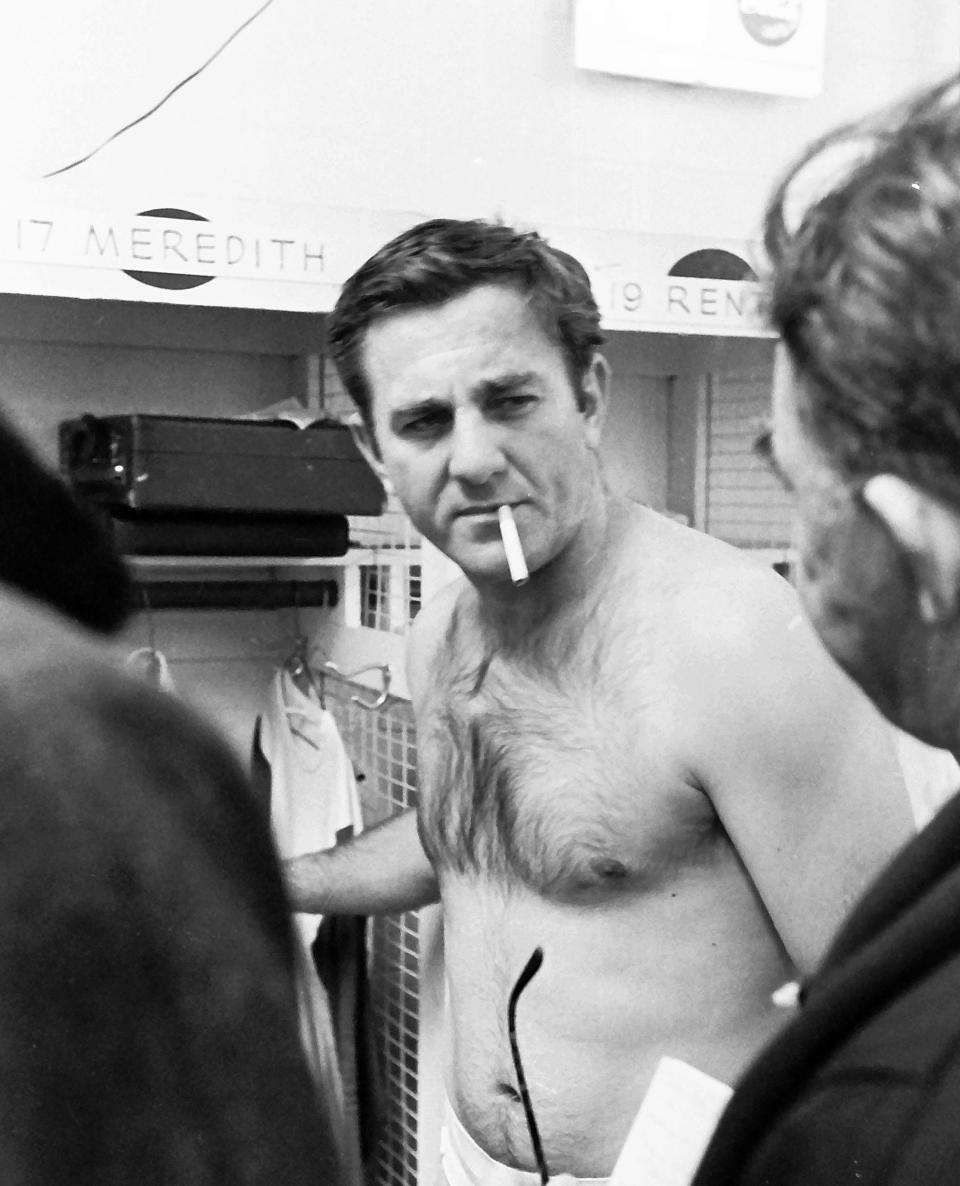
{"left": 327, "top": 218, "right": 605, "bottom": 441}
{"left": 763, "top": 70, "right": 960, "bottom": 501}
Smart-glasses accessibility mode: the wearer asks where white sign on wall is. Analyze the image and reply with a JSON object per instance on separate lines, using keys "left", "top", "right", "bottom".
{"left": 547, "top": 223, "right": 770, "bottom": 336}
{"left": 0, "top": 192, "right": 770, "bottom": 336}
{"left": 574, "top": 0, "right": 827, "bottom": 98}
{"left": 4, "top": 206, "right": 326, "bottom": 284}
{"left": 0, "top": 192, "right": 422, "bottom": 313}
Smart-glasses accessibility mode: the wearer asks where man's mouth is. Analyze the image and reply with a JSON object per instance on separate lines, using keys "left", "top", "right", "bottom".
{"left": 455, "top": 501, "right": 524, "bottom": 518}
{"left": 454, "top": 505, "right": 502, "bottom": 519}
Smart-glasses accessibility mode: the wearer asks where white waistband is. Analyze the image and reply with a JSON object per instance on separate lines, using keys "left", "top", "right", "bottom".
{"left": 439, "top": 1096, "right": 608, "bottom": 1186}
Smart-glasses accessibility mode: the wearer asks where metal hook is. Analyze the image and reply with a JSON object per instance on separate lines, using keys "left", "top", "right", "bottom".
{"left": 320, "top": 661, "right": 392, "bottom": 710}
{"left": 290, "top": 580, "right": 304, "bottom": 638}
{"left": 141, "top": 585, "right": 157, "bottom": 653}
{"left": 285, "top": 634, "right": 326, "bottom": 708}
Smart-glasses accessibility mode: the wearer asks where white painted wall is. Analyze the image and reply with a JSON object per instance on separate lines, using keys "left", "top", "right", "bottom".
{"left": 5, "top": 1, "right": 957, "bottom": 244}
{"left": 602, "top": 369, "right": 671, "bottom": 508}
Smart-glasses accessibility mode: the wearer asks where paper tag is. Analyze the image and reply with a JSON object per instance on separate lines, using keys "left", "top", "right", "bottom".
{"left": 608, "top": 1057, "right": 733, "bottom": 1186}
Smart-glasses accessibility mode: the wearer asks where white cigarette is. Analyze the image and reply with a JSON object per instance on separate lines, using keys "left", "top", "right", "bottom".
{"left": 498, "top": 505, "right": 529, "bottom": 585}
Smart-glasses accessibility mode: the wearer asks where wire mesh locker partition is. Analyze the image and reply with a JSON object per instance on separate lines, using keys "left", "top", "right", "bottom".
{"left": 703, "top": 373, "right": 793, "bottom": 549}
{"left": 323, "top": 673, "right": 421, "bottom": 1186}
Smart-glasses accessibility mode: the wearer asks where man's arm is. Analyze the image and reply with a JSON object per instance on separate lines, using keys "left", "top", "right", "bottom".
{"left": 676, "top": 565, "right": 915, "bottom": 976}
{"left": 284, "top": 808, "right": 439, "bottom": 915}
{"left": 284, "top": 575, "right": 463, "bottom": 918}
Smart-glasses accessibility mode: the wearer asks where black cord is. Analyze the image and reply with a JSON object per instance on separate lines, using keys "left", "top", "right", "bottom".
{"left": 507, "top": 946, "right": 549, "bottom": 1185}
{"left": 42, "top": 0, "right": 276, "bottom": 179}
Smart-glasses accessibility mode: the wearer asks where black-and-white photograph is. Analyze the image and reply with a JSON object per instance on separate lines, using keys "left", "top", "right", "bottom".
{"left": 1, "top": 4, "right": 959, "bottom": 1183}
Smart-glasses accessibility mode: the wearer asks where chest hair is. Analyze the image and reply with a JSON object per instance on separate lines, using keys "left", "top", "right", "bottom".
{"left": 417, "top": 595, "right": 667, "bottom": 892}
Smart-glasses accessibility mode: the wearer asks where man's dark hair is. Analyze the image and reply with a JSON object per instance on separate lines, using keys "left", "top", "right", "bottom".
{"left": 0, "top": 634, "right": 339, "bottom": 1184}
{"left": 763, "top": 70, "right": 960, "bottom": 503}
{"left": 327, "top": 217, "right": 605, "bottom": 439}
{"left": 0, "top": 410, "right": 130, "bottom": 632}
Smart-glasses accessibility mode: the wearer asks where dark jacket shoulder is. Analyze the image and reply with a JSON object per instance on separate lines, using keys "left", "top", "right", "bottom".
{"left": 692, "top": 791, "right": 960, "bottom": 1186}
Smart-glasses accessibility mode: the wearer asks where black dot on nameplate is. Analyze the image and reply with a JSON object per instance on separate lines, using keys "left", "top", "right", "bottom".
{"left": 667, "top": 248, "right": 757, "bottom": 281}
{"left": 123, "top": 208, "right": 215, "bottom": 290}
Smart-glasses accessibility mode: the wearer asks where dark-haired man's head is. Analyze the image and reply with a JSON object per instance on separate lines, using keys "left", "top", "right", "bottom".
{"left": 327, "top": 219, "right": 611, "bottom": 588}
{"left": 0, "top": 651, "right": 338, "bottom": 1184}
{"left": 327, "top": 218, "right": 605, "bottom": 450}
{"left": 0, "top": 411, "right": 130, "bottom": 632}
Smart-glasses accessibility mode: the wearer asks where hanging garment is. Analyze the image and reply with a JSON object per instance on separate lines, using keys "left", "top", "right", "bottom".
{"left": 256, "top": 665, "right": 365, "bottom": 860}
{"left": 313, "top": 912, "right": 384, "bottom": 1174}
{"left": 252, "top": 666, "right": 373, "bottom": 1184}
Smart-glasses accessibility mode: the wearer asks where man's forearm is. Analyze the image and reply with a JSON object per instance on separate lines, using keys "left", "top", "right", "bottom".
{"left": 283, "top": 808, "right": 440, "bottom": 916}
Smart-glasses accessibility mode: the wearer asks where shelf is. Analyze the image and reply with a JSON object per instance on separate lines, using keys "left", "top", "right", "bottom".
{"left": 125, "top": 546, "right": 422, "bottom": 610}
{"left": 130, "top": 554, "right": 354, "bottom": 571}
{"left": 127, "top": 546, "right": 413, "bottom": 572}
{"left": 127, "top": 553, "right": 356, "bottom": 611}
{"left": 130, "top": 576, "right": 338, "bottom": 611}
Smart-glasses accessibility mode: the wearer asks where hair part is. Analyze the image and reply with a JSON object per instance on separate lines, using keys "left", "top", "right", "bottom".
{"left": 763, "top": 70, "right": 960, "bottom": 503}
{"left": 326, "top": 218, "right": 605, "bottom": 443}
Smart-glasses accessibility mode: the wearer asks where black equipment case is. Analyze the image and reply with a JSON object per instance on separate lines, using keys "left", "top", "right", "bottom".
{"left": 59, "top": 414, "right": 384, "bottom": 557}
{"left": 59, "top": 413, "right": 383, "bottom": 516}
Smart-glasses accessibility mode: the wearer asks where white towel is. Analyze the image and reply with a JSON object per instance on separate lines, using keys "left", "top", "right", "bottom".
{"left": 262, "top": 667, "right": 364, "bottom": 872}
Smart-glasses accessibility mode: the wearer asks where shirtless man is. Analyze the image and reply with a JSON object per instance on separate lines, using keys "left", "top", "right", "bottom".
{"left": 285, "top": 218, "right": 913, "bottom": 1181}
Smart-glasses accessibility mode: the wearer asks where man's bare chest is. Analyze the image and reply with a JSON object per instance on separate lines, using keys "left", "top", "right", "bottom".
{"left": 416, "top": 650, "right": 718, "bottom": 896}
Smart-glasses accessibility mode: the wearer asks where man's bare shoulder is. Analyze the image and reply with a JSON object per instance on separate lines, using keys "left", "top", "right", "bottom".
{"left": 621, "top": 507, "right": 800, "bottom": 637}
{"left": 405, "top": 574, "right": 470, "bottom": 705}
{"left": 672, "top": 545, "right": 801, "bottom": 650}
{"left": 628, "top": 515, "right": 871, "bottom": 732}
{"left": 615, "top": 508, "right": 839, "bottom": 711}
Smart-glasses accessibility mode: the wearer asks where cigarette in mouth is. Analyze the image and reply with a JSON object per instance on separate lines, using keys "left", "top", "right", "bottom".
{"left": 497, "top": 505, "right": 529, "bottom": 586}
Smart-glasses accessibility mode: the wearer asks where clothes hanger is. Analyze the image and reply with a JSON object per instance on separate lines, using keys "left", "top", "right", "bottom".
{"left": 282, "top": 595, "right": 325, "bottom": 706}
{"left": 125, "top": 588, "right": 174, "bottom": 691}
{"left": 317, "top": 660, "right": 392, "bottom": 711}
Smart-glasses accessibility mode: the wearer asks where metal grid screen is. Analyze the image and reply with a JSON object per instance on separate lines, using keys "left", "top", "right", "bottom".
{"left": 325, "top": 677, "right": 421, "bottom": 1186}
{"left": 350, "top": 494, "right": 423, "bottom": 636}
{"left": 705, "top": 374, "right": 793, "bottom": 548}
{"left": 360, "top": 564, "right": 423, "bottom": 634}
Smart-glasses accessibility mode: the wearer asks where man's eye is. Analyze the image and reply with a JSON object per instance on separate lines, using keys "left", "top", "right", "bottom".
{"left": 400, "top": 412, "right": 448, "bottom": 437}
{"left": 491, "top": 394, "right": 536, "bottom": 415}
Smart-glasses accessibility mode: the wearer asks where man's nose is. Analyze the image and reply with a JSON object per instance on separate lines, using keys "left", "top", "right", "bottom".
{"left": 447, "top": 414, "right": 506, "bottom": 485}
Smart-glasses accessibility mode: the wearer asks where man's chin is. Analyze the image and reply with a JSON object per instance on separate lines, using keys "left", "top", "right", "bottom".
{"left": 442, "top": 541, "right": 512, "bottom": 586}
{"left": 460, "top": 561, "right": 515, "bottom": 589}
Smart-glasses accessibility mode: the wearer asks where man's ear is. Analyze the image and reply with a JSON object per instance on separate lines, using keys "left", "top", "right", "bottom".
{"left": 348, "top": 413, "right": 393, "bottom": 495}
{"left": 580, "top": 353, "right": 610, "bottom": 448}
{"left": 863, "top": 474, "right": 960, "bottom": 624}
